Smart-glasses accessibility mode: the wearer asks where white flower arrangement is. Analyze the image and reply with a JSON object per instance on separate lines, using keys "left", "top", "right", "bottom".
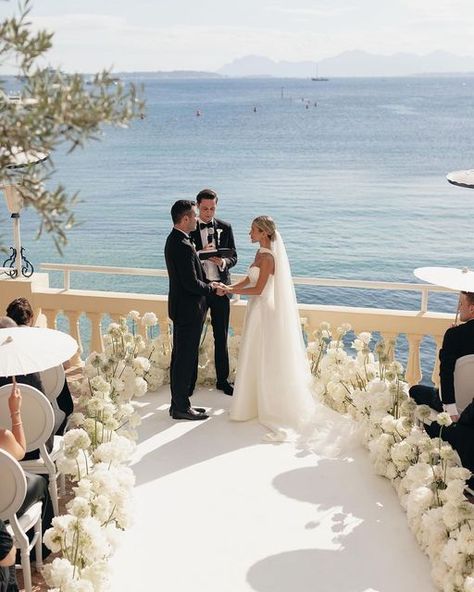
{"left": 43, "top": 315, "right": 146, "bottom": 591}
{"left": 310, "top": 322, "right": 474, "bottom": 592}
{"left": 45, "top": 312, "right": 474, "bottom": 591}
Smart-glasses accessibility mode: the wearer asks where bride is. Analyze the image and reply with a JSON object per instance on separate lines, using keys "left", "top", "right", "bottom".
{"left": 221, "top": 216, "right": 318, "bottom": 439}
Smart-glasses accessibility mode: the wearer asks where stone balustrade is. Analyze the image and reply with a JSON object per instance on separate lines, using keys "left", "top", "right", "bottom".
{"left": 0, "top": 268, "right": 455, "bottom": 387}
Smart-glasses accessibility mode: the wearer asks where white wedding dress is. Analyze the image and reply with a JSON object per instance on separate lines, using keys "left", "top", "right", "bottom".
{"left": 230, "top": 240, "right": 317, "bottom": 439}
{"left": 230, "top": 234, "right": 354, "bottom": 448}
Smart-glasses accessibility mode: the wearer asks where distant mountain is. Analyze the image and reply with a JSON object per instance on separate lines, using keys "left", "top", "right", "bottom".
{"left": 114, "top": 70, "right": 223, "bottom": 80}
{"left": 218, "top": 51, "right": 474, "bottom": 78}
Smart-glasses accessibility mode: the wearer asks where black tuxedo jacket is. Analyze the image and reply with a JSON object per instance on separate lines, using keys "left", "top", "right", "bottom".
{"left": 439, "top": 318, "right": 474, "bottom": 405}
{"left": 189, "top": 218, "right": 237, "bottom": 285}
{"left": 164, "top": 228, "right": 213, "bottom": 325}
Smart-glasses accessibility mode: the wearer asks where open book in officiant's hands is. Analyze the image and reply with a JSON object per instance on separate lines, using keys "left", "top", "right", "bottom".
{"left": 198, "top": 248, "right": 234, "bottom": 261}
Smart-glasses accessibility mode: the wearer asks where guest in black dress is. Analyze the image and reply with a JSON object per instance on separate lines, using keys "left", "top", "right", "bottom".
{"left": 5, "top": 298, "right": 74, "bottom": 432}
{"left": 0, "top": 519, "right": 18, "bottom": 592}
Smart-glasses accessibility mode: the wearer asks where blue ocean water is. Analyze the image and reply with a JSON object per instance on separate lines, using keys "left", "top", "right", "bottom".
{"left": 8, "top": 76, "right": 474, "bottom": 369}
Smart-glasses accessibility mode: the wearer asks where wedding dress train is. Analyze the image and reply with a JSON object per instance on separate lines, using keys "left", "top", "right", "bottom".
{"left": 230, "top": 238, "right": 352, "bottom": 448}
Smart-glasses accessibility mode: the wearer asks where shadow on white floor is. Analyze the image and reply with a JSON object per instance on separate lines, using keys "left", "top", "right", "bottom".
{"left": 109, "top": 386, "right": 436, "bottom": 592}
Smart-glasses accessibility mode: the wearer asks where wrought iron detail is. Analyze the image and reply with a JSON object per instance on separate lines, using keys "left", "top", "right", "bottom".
{"left": 2, "top": 246, "right": 34, "bottom": 278}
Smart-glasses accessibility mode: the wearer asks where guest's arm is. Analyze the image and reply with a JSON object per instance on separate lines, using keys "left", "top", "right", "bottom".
{"left": 0, "top": 384, "right": 26, "bottom": 460}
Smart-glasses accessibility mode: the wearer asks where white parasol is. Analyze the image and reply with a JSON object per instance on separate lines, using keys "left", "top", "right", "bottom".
{"left": 446, "top": 169, "right": 474, "bottom": 189}
{"left": 0, "top": 327, "right": 77, "bottom": 378}
{"left": 414, "top": 266, "right": 474, "bottom": 292}
{"left": 0, "top": 146, "right": 49, "bottom": 169}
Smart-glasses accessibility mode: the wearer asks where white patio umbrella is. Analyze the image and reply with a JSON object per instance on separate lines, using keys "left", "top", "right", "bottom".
{"left": 0, "top": 327, "right": 77, "bottom": 378}
{"left": 414, "top": 266, "right": 474, "bottom": 292}
{"left": 0, "top": 146, "right": 48, "bottom": 169}
{"left": 446, "top": 169, "right": 474, "bottom": 189}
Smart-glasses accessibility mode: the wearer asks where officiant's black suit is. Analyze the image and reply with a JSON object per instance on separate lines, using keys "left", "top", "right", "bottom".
{"left": 165, "top": 227, "right": 213, "bottom": 412}
{"left": 189, "top": 218, "right": 237, "bottom": 387}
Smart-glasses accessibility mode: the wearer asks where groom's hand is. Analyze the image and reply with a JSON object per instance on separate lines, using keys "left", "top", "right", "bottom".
{"left": 210, "top": 281, "right": 228, "bottom": 296}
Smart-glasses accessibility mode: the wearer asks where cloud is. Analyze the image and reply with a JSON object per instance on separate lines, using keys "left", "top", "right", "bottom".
{"left": 26, "top": 10, "right": 474, "bottom": 72}
{"left": 265, "top": 3, "right": 356, "bottom": 19}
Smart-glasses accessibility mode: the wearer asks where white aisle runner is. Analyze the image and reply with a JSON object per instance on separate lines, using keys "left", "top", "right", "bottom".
{"left": 109, "top": 387, "right": 435, "bottom": 592}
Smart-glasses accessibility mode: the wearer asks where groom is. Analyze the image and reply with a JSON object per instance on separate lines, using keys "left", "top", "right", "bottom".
{"left": 189, "top": 188, "right": 237, "bottom": 396}
{"left": 165, "top": 199, "right": 221, "bottom": 420}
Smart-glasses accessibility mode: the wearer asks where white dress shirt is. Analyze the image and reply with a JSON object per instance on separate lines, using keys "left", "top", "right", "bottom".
{"left": 198, "top": 218, "right": 225, "bottom": 281}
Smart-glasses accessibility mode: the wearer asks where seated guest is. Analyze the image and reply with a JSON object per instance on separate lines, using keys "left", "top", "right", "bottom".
{"left": 5, "top": 298, "right": 74, "bottom": 434}
{"left": 0, "top": 384, "right": 53, "bottom": 561}
{"left": 410, "top": 290, "right": 474, "bottom": 420}
{"left": 0, "top": 316, "right": 59, "bottom": 458}
{"left": 410, "top": 290, "right": 474, "bottom": 485}
{"left": 0, "top": 518, "right": 18, "bottom": 592}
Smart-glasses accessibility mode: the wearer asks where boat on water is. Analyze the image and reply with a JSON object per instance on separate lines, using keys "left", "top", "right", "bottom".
{"left": 311, "top": 65, "right": 329, "bottom": 81}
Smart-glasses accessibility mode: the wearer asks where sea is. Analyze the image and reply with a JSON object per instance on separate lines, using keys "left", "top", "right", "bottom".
{"left": 5, "top": 76, "right": 474, "bottom": 373}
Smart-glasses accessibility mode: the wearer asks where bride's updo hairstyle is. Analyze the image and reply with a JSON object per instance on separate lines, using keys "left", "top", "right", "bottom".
{"left": 253, "top": 216, "right": 277, "bottom": 241}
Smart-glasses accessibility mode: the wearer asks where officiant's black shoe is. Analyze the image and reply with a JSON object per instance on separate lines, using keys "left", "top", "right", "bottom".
{"left": 169, "top": 406, "right": 206, "bottom": 416}
{"left": 216, "top": 381, "right": 234, "bottom": 396}
{"left": 172, "top": 408, "right": 209, "bottom": 421}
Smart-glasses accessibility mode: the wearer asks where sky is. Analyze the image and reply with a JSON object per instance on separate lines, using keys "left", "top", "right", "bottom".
{"left": 2, "top": 0, "right": 474, "bottom": 72}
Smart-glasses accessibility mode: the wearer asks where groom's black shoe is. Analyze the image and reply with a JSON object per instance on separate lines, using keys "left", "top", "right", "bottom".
{"left": 171, "top": 408, "right": 209, "bottom": 421}
{"left": 169, "top": 406, "right": 206, "bottom": 416}
{"left": 216, "top": 381, "right": 234, "bottom": 396}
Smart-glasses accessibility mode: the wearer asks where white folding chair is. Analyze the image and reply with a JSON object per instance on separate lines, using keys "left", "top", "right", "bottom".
{"left": 39, "top": 364, "right": 66, "bottom": 427}
{"left": 453, "top": 354, "right": 474, "bottom": 413}
{"left": 0, "top": 383, "right": 62, "bottom": 516}
{"left": 0, "top": 449, "right": 43, "bottom": 592}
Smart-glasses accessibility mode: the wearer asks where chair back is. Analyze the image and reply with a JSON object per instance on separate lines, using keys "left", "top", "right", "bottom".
{"left": 0, "top": 448, "right": 27, "bottom": 520}
{"left": 454, "top": 354, "right": 474, "bottom": 412}
{"left": 39, "top": 365, "right": 65, "bottom": 402}
{"left": 0, "top": 384, "right": 55, "bottom": 452}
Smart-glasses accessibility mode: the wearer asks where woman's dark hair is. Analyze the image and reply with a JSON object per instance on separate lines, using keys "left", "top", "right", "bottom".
{"left": 6, "top": 297, "right": 34, "bottom": 326}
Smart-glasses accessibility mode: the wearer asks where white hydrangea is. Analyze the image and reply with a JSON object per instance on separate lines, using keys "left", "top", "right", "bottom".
{"left": 43, "top": 557, "right": 75, "bottom": 588}
{"left": 141, "top": 312, "right": 158, "bottom": 326}
{"left": 67, "top": 496, "right": 92, "bottom": 519}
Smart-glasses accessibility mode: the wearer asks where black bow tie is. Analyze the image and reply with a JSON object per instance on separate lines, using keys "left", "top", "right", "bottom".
{"left": 200, "top": 222, "right": 213, "bottom": 230}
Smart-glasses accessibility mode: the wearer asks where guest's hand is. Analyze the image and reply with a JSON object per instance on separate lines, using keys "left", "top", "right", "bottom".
{"left": 8, "top": 383, "right": 22, "bottom": 416}
{"left": 450, "top": 414, "right": 460, "bottom": 422}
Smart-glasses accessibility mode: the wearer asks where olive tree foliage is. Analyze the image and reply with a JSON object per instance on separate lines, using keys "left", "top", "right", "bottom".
{"left": 0, "top": 1, "right": 144, "bottom": 252}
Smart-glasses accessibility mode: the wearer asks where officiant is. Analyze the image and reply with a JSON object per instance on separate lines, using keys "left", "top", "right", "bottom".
{"left": 190, "top": 188, "right": 237, "bottom": 396}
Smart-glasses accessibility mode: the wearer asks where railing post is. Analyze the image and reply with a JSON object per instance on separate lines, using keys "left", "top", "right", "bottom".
{"left": 381, "top": 332, "right": 398, "bottom": 361}
{"left": 431, "top": 336, "right": 443, "bottom": 388}
{"left": 158, "top": 318, "right": 170, "bottom": 344}
{"left": 406, "top": 334, "right": 423, "bottom": 386}
{"left": 89, "top": 312, "right": 104, "bottom": 354}
{"left": 42, "top": 309, "right": 58, "bottom": 330}
{"left": 65, "top": 310, "right": 83, "bottom": 366}
{"left": 420, "top": 288, "right": 429, "bottom": 313}
{"left": 64, "top": 269, "right": 70, "bottom": 291}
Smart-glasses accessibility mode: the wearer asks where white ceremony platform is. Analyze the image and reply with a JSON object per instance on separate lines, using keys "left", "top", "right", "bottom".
{"left": 109, "top": 387, "right": 435, "bottom": 592}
